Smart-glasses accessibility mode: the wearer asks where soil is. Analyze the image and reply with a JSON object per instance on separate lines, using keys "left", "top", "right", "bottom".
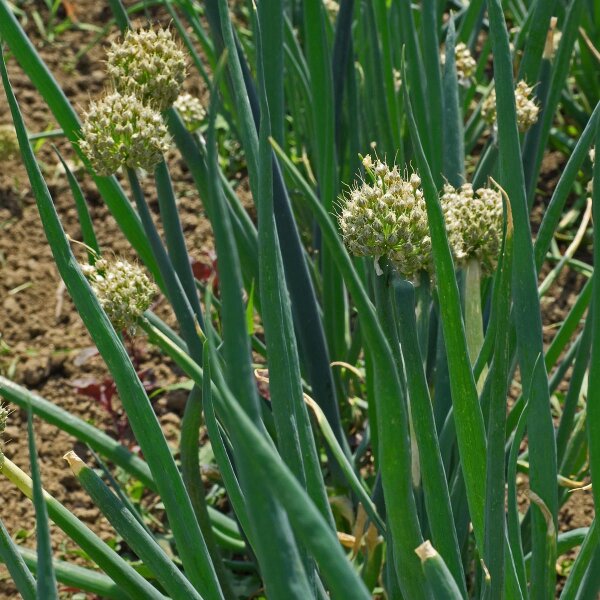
{"left": 0, "top": 2, "right": 595, "bottom": 599}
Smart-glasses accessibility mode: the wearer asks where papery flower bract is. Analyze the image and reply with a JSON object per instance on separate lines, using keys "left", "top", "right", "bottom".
{"left": 173, "top": 93, "right": 205, "bottom": 132}
{"left": 441, "top": 183, "right": 503, "bottom": 274}
{"left": 338, "top": 156, "right": 432, "bottom": 280}
{"left": 79, "top": 92, "right": 171, "bottom": 176}
{"left": 107, "top": 27, "right": 186, "bottom": 111}
{"left": 82, "top": 258, "right": 156, "bottom": 334}
{"left": 482, "top": 80, "right": 539, "bottom": 133}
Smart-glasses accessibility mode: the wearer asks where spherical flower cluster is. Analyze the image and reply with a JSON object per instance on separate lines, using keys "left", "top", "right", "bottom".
{"left": 482, "top": 80, "right": 539, "bottom": 133}
{"left": 82, "top": 258, "right": 156, "bottom": 333}
{"left": 441, "top": 42, "right": 476, "bottom": 82}
{"left": 107, "top": 27, "right": 186, "bottom": 111}
{"left": 79, "top": 92, "right": 171, "bottom": 176}
{"left": 338, "top": 156, "right": 432, "bottom": 280}
{"left": 441, "top": 183, "right": 503, "bottom": 274}
{"left": 173, "top": 93, "right": 205, "bottom": 132}
{"left": 0, "top": 125, "right": 19, "bottom": 161}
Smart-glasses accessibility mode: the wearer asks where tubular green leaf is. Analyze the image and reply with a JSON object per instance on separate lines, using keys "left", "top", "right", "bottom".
{"left": 0, "top": 377, "right": 154, "bottom": 491}
{"left": 65, "top": 452, "right": 203, "bottom": 600}
{"left": 28, "top": 412, "right": 58, "bottom": 600}
{"left": 486, "top": 2, "right": 558, "bottom": 594}
{"left": 402, "top": 56, "right": 487, "bottom": 549}
{"left": 272, "top": 138, "right": 429, "bottom": 597}
{"left": 0, "top": 519, "right": 36, "bottom": 600}
{"left": 1, "top": 457, "right": 165, "bottom": 599}
{"left": 0, "top": 46, "right": 223, "bottom": 600}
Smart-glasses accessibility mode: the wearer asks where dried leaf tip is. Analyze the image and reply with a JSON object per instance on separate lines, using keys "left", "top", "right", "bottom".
{"left": 63, "top": 451, "right": 85, "bottom": 475}
{"left": 415, "top": 540, "right": 438, "bottom": 561}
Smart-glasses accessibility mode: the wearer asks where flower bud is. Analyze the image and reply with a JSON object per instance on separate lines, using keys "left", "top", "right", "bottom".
{"left": 173, "top": 93, "right": 205, "bottom": 132}
{"left": 80, "top": 92, "right": 171, "bottom": 176}
{"left": 441, "top": 183, "right": 503, "bottom": 274}
{"left": 338, "top": 156, "right": 432, "bottom": 280}
{"left": 82, "top": 258, "right": 156, "bottom": 334}
{"left": 107, "top": 27, "right": 186, "bottom": 111}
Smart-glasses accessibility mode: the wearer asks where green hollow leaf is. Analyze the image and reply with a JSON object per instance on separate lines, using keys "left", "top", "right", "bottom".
{"left": 560, "top": 520, "right": 599, "bottom": 600}
{"left": 587, "top": 114, "right": 600, "bottom": 520}
{"left": 201, "top": 347, "right": 251, "bottom": 538}
{"left": 0, "top": 518, "right": 36, "bottom": 600}
{"left": 442, "top": 16, "right": 465, "bottom": 188}
{"left": 394, "top": 279, "right": 466, "bottom": 596}
{"left": 401, "top": 55, "right": 487, "bottom": 549}
{"left": 255, "top": 9, "right": 333, "bottom": 527}
{"left": 486, "top": 2, "right": 558, "bottom": 594}
{"left": 65, "top": 452, "right": 202, "bottom": 600}
{"left": 0, "top": 44, "right": 223, "bottom": 600}
{"left": 422, "top": 0, "right": 443, "bottom": 187}
{"left": 207, "top": 345, "right": 372, "bottom": 600}
{"left": 205, "top": 49, "right": 314, "bottom": 598}
{"left": 516, "top": 0, "right": 558, "bottom": 84}
{"left": 534, "top": 101, "right": 600, "bottom": 271}
{"left": 27, "top": 411, "right": 58, "bottom": 600}
{"left": 302, "top": 0, "right": 346, "bottom": 363}
{"left": 483, "top": 192, "right": 514, "bottom": 600}
{"left": 206, "top": 0, "right": 347, "bottom": 454}
{"left": 397, "top": 0, "right": 432, "bottom": 163}
{"left": 415, "top": 541, "right": 463, "bottom": 600}
{"left": 523, "top": 0, "right": 585, "bottom": 203}
{"left": 556, "top": 312, "right": 593, "bottom": 464}
{"left": 272, "top": 138, "right": 429, "bottom": 597}
{"left": 0, "top": 376, "right": 153, "bottom": 491}
{"left": 2, "top": 457, "right": 165, "bottom": 599}
{"left": 14, "top": 545, "right": 128, "bottom": 600}
{"left": 154, "top": 160, "right": 205, "bottom": 329}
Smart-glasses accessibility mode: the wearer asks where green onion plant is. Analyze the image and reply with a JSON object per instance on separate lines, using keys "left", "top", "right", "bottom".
{"left": 0, "top": 0, "right": 598, "bottom": 597}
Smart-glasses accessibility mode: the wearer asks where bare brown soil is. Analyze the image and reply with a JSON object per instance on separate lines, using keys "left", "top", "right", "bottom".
{"left": 0, "top": 2, "right": 594, "bottom": 599}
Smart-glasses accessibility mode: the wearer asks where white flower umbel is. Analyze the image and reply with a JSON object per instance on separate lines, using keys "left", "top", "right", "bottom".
{"left": 173, "top": 93, "right": 205, "bottom": 132}
{"left": 482, "top": 80, "right": 539, "bottom": 133}
{"left": 442, "top": 183, "right": 503, "bottom": 275}
{"left": 338, "top": 156, "right": 432, "bottom": 280}
{"left": 107, "top": 27, "right": 186, "bottom": 111}
{"left": 80, "top": 92, "right": 171, "bottom": 176}
{"left": 82, "top": 258, "right": 156, "bottom": 334}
